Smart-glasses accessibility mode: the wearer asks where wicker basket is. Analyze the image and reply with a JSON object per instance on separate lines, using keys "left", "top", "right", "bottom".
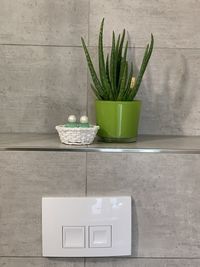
{"left": 56, "top": 125, "right": 99, "bottom": 145}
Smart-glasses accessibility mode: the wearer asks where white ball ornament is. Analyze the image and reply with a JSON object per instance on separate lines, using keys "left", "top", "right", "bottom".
{"left": 68, "top": 115, "right": 77, "bottom": 123}
{"left": 80, "top": 115, "right": 88, "bottom": 124}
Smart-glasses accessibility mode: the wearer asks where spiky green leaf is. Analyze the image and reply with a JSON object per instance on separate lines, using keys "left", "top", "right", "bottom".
{"left": 116, "top": 30, "right": 125, "bottom": 89}
{"left": 117, "top": 61, "right": 128, "bottom": 100}
{"left": 110, "top": 31, "right": 116, "bottom": 99}
{"left": 122, "top": 63, "right": 134, "bottom": 100}
{"left": 130, "top": 34, "right": 154, "bottom": 100}
{"left": 81, "top": 37, "right": 105, "bottom": 98}
{"left": 117, "top": 41, "right": 128, "bottom": 96}
{"left": 98, "top": 18, "right": 112, "bottom": 98}
{"left": 91, "top": 83, "right": 103, "bottom": 100}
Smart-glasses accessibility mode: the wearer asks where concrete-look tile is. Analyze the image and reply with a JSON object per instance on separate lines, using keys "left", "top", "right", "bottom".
{"left": 0, "top": 151, "right": 86, "bottom": 256}
{"left": 137, "top": 48, "right": 200, "bottom": 135}
{"left": 86, "top": 258, "right": 200, "bottom": 267}
{"left": 87, "top": 153, "right": 200, "bottom": 257}
{"left": 0, "top": 0, "right": 88, "bottom": 46}
{"left": 89, "top": 0, "right": 200, "bottom": 48}
{"left": 87, "top": 47, "right": 200, "bottom": 135}
{"left": 0, "top": 46, "right": 87, "bottom": 133}
{"left": 0, "top": 257, "right": 84, "bottom": 267}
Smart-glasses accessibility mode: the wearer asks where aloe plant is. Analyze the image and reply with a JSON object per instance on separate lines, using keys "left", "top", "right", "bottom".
{"left": 81, "top": 18, "right": 154, "bottom": 101}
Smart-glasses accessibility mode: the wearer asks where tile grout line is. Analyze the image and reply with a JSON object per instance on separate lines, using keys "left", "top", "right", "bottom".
{"left": 0, "top": 43, "right": 82, "bottom": 48}
{"left": 85, "top": 152, "right": 88, "bottom": 197}
{"left": 85, "top": 0, "right": 89, "bottom": 249}
{"left": 1, "top": 42, "right": 200, "bottom": 51}
{"left": 87, "top": 0, "right": 90, "bottom": 47}
{"left": 86, "top": 0, "right": 90, "bottom": 124}
{"left": 1, "top": 256, "right": 200, "bottom": 259}
{"left": 84, "top": 158, "right": 88, "bottom": 264}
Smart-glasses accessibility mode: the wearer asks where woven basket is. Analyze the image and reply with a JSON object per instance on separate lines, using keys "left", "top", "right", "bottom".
{"left": 56, "top": 125, "right": 99, "bottom": 145}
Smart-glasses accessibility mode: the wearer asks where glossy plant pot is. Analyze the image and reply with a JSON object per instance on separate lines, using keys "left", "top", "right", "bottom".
{"left": 95, "top": 100, "right": 141, "bottom": 142}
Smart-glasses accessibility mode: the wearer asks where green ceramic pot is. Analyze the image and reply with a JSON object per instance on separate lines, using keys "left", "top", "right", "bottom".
{"left": 96, "top": 100, "right": 141, "bottom": 142}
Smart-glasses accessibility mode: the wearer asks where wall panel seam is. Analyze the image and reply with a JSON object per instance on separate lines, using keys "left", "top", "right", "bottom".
{"left": 1, "top": 43, "right": 200, "bottom": 50}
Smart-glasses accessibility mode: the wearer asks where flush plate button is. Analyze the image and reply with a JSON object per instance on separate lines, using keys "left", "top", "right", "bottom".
{"left": 89, "top": 225, "right": 112, "bottom": 248}
{"left": 62, "top": 226, "right": 85, "bottom": 248}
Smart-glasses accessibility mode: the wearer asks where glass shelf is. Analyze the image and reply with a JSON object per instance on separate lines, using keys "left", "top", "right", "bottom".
{"left": 0, "top": 134, "right": 200, "bottom": 154}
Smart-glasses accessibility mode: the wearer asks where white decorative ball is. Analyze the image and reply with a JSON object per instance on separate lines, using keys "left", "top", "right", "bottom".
{"left": 68, "top": 115, "right": 77, "bottom": 123}
{"left": 80, "top": 115, "right": 88, "bottom": 124}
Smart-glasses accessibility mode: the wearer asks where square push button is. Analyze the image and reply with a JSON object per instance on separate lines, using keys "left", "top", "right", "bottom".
{"left": 62, "top": 226, "right": 85, "bottom": 248}
{"left": 89, "top": 225, "right": 112, "bottom": 248}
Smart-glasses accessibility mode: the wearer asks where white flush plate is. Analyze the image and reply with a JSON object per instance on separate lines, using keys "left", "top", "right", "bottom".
{"left": 42, "top": 197, "right": 132, "bottom": 257}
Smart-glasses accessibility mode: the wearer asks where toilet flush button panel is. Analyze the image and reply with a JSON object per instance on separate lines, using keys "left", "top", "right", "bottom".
{"left": 42, "top": 197, "right": 131, "bottom": 257}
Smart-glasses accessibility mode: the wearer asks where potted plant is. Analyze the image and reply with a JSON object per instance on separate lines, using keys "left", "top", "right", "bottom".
{"left": 81, "top": 19, "right": 154, "bottom": 142}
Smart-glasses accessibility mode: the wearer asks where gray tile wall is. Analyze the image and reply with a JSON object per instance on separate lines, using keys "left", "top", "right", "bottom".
{"left": 0, "top": 151, "right": 86, "bottom": 266}
{"left": 87, "top": 153, "right": 200, "bottom": 258}
{"left": 0, "top": 46, "right": 87, "bottom": 132}
{"left": 0, "top": 0, "right": 199, "bottom": 134}
{"left": 86, "top": 258, "right": 200, "bottom": 267}
{"left": 0, "top": 258, "right": 84, "bottom": 267}
{"left": 1, "top": 1, "right": 200, "bottom": 266}
{"left": 1, "top": 151, "right": 200, "bottom": 266}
